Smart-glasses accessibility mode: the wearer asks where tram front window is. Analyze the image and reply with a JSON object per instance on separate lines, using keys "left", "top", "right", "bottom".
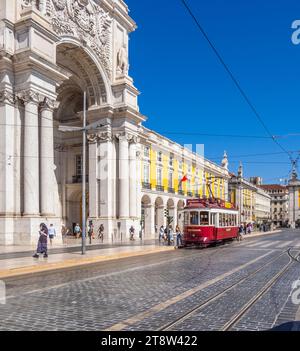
{"left": 190, "top": 211, "right": 199, "bottom": 225}
{"left": 200, "top": 211, "right": 209, "bottom": 225}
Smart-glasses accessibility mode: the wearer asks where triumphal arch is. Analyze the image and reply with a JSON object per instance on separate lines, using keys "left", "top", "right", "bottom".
{"left": 0, "top": 0, "right": 145, "bottom": 244}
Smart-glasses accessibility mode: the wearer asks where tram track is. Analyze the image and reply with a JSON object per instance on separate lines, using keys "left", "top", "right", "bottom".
{"left": 159, "top": 248, "right": 300, "bottom": 331}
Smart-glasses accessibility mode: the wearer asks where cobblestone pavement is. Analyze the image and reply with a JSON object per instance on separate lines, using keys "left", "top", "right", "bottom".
{"left": 0, "top": 230, "right": 300, "bottom": 331}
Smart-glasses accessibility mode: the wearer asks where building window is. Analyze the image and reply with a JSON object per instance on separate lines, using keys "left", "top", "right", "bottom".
{"left": 179, "top": 161, "right": 183, "bottom": 170}
{"left": 169, "top": 155, "right": 174, "bottom": 167}
{"left": 168, "top": 172, "right": 173, "bottom": 188}
{"left": 194, "top": 179, "right": 199, "bottom": 194}
{"left": 76, "top": 155, "right": 82, "bottom": 176}
{"left": 202, "top": 177, "right": 206, "bottom": 196}
{"left": 157, "top": 167, "right": 162, "bottom": 186}
{"left": 178, "top": 172, "right": 183, "bottom": 191}
{"left": 157, "top": 151, "right": 162, "bottom": 163}
{"left": 144, "top": 146, "right": 150, "bottom": 158}
{"left": 143, "top": 163, "right": 150, "bottom": 183}
{"left": 214, "top": 182, "right": 218, "bottom": 197}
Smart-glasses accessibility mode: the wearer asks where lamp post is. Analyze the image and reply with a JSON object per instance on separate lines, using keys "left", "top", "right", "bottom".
{"left": 82, "top": 91, "right": 87, "bottom": 255}
{"left": 59, "top": 88, "right": 110, "bottom": 254}
{"left": 58, "top": 91, "right": 87, "bottom": 254}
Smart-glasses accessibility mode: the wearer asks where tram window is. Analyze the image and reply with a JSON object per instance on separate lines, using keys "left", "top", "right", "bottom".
{"left": 184, "top": 212, "right": 189, "bottom": 225}
{"left": 200, "top": 212, "right": 209, "bottom": 225}
{"left": 210, "top": 213, "right": 216, "bottom": 226}
{"left": 190, "top": 211, "right": 199, "bottom": 225}
{"left": 222, "top": 213, "right": 226, "bottom": 227}
{"left": 225, "top": 214, "right": 229, "bottom": 226}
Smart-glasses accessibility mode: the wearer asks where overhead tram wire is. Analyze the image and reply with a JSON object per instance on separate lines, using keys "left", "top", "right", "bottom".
{"left": 208, "top": 150, "right": 300, "bottom": 160}
{"left": 180, "top": 0, "right": 294, "bottom": 162}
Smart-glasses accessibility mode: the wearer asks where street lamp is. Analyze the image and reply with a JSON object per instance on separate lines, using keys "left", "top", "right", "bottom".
{"left": 59, "top": 91, "right": 109, "bottom": 254}
{"left": 58, "top": 91, "right": 87, "bottom": 254}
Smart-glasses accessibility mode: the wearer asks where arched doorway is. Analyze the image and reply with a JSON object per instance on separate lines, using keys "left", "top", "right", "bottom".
{"left": 177, "top": 200, "right": 185, "bottom": 231}
{"left": 141, "top": 195, "right": 153, "bottom": 239}
{"left": 167, "top": 198, "right": 175, "bottom": 227}
{"left": 54, "top": 42, "right": 109, "bottom": 232}
{"left": 155, "top": 197, "right": 165, "bottom": 233}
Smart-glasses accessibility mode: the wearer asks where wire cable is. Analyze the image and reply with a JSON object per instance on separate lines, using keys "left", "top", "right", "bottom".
{"left": 180, "top": 0, "right": 293, "bottom": 161}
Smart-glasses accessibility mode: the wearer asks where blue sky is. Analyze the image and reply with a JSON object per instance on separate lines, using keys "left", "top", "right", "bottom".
{"left": 126, "top": 0, "right": 300, "bottom": 183}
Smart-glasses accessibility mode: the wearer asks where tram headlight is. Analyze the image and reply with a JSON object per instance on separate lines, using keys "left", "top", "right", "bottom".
{"left": 203, "top": 237, "right": 208, "bottom": 242}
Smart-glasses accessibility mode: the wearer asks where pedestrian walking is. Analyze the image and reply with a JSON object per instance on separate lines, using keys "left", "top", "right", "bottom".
{"left": 61, "top": 224, "right": 69, "bottom": 244}
{"left": 88, "top": 221, "right": 94, "bottom": 244}
{"left": 33, "top": 223, "right": 49, "bottom": 258}
{"left": 237, "top": 224, "right": 244, "bottom": 242}
{"left": 98, "top": 224, "right": 104, "bottom": 242}
{"left": 48, "top": 223, "right": 56, "bottom": 246}
{"left": 159, "top": 225, "right": 164, "bottom": 243}
{"left": 167, "top": 225, "right": 173, "bottom": 246}
{"left": 74, "top": 223, "right": 81, "bottom": 238}
{"left": 175, "top": 225, "right": 183, "bottom": 248}
{"left": 129, "top": 225, "right": 135, "bottom": 241}
{"left": 163, "top": 227, "right": 168, "bottom": 244}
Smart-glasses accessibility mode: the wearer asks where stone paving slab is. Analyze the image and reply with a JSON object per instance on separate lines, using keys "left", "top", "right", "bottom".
{"left": 242, "top": 230, "right": 282, "bottom": 240}
{"left": 0, "top": 245, "right": 174, "bottom": 279}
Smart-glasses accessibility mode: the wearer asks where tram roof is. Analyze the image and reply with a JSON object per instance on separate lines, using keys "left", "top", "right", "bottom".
{"left": 184, "top": 198, "right": 237, "bottom": 211}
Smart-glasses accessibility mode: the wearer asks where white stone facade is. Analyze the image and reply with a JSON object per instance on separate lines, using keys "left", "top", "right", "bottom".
{"left": 260, "top": 184, "right": 289, "bottom": 227}
{"left": 254, "top": 187, "right": 271, "bottom": 224}
{"left": 287, "top": 178, "right": 300, "bottom": 228}
{"left": 0, "top": 0, "right": 145, "bottom": 245}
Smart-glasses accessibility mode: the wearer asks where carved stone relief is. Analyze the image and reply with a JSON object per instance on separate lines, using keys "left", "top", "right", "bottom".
{"left": 45, "top": 0, "right": 113, "bottom": 78}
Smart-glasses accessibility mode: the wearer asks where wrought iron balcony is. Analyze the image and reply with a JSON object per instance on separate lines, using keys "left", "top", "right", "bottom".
{"left": 178, "top": 189, "right": 185, "bottom": 196}
{"left": 195, "top": 193, "right": 201, "bottom": 198}
{"left": 168, "top": 187, "right": 175, "bottom": 194}
{"left": 142, "top": 182, "right": 152, "bottom": 190}
{"left": 156, "top": 185, "right": 165, "bottom": 192}
{"left": 187, "top": 191, "right": 193, "bottom": 197}
{"left": 72, "top": 175, "right": 89, "bottom": 183}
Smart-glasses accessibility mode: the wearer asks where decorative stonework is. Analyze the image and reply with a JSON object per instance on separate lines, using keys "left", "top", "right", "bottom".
{"left": 0, "top": 90, "right": 15, "bottom": 105}
{"left": 87, "top": 133, "right": 98, "bottom": 143}
{"left": 45, "top": 0, "right": 112, "bottom": 78}
{"left": 127, "top": 134, "right": 139, "bottom": 144}
{"left": 87, "top": 131, "right": 112, "bottom": 143}
{"left": 16, "top": 90, "right": 41, "bottom": 105}
{"left": 115, "top": 132, "right": 138, "bottom": 144}
{"left": 54, "top": 143, "right": 67, "bottom": 152}
{"left": 40, "top": 97, "right": 57, "bottom": 111}
{"left": 117, "top": 45, "right": 129, "bottom": 76}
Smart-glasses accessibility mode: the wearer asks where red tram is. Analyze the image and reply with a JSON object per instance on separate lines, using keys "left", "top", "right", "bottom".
{"left": 181, "top": 198, "right": 239, "bottom": 247}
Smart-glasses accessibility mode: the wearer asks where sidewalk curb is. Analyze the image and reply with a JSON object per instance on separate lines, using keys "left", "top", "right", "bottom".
{"left": 243, "top": 230, "right": 282, "bottom": 240}
{"left": 0, "top": 246, "right": 174, "bottom": 280}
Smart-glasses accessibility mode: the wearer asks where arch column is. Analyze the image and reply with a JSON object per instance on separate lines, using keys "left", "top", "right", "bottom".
{"left": 129, "top": 136, "right": 138, "bottom": 218}
{"left": 18, "top": 90, "right": 40, "bottom": 216}
{"left": 118, "top": 133, "right": 129, "bottom": 218}
{"left": 40, "top": 97, "right": 56, "bottom": 216}
{"left": 87, "top": 134, "right": 98, "bottom": 219}
{"left": 144, "top": 204, "right": 155, "bottom": 239}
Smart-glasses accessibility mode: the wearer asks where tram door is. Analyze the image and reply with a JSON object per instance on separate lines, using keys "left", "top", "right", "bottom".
{"left": 210, "top": 213, "right": 217, "bottom": 239}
